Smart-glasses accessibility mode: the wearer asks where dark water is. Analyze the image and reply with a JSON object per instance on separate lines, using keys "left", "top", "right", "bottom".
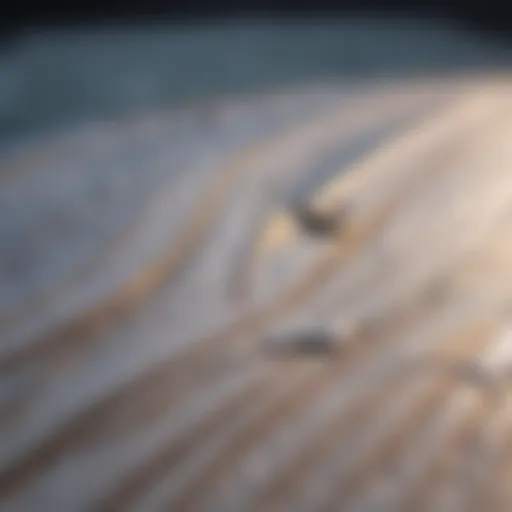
{"left": 0, "top": 18, "right": 511, "bottom": 147}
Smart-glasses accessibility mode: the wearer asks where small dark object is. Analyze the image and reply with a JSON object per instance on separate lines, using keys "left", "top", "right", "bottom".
{"left": 454, "top": 360, "right": 495, "bottom": 389}
{"left": 293, "top": 202, "right": 346, "bottom": 237}
{"left": 425, "top": 278, "right": 450, "bottom": 306}
{"left": 263, "top": 328, "right": 338, "bottom": 358}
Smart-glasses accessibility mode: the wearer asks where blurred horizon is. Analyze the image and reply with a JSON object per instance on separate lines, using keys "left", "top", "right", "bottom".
{"left": 1, "top": 16, "right": 512, "bottom": 150}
